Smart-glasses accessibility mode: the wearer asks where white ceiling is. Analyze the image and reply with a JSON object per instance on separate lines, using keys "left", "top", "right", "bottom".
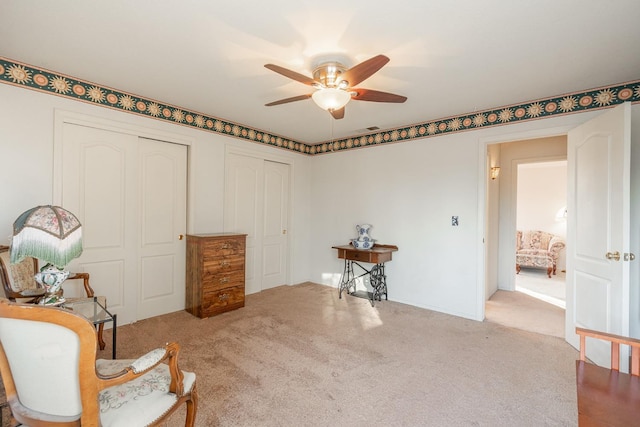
{"left": 2, "top": 0, "right": 639, "bottom": 144}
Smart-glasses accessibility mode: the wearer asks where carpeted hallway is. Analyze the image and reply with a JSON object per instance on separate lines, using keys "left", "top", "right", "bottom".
{"left": 485, "top": 269, "right": 566, "bottom": 338}
{"left": 89, "top": 282, "right": 578, "bottom": 426}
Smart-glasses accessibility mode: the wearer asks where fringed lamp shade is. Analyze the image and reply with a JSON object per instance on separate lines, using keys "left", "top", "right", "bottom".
{"left": 10, "top": 205, "right": 83, "bottom": 268}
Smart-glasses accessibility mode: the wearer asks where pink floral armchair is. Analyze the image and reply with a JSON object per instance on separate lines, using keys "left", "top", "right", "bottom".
{"left": 516, "top": 230, "right": 565, "bottom": 278}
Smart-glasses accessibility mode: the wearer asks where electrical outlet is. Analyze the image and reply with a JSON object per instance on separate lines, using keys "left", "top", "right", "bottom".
{"left": 452, "top": 216, "right": 459, "bottom": 226}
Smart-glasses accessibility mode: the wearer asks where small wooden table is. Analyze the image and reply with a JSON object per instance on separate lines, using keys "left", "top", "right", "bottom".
{"left": 332, "top": 244, "right": 398, "bottom": 306}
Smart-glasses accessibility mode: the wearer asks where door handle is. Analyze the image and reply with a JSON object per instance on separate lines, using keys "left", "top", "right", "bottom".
{"left": 178, "top": 234, "right": 184, "bottom": 240}
{"left": 606, "top": 251, "right": 621, "bottom": 261}
{"left": 624, "top": 253, "right": 636, "bottom": 261}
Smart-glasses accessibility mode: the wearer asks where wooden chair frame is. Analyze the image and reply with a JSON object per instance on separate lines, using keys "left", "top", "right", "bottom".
{"left": 575, "top": 327, "right": 640, "bottom": 426}
{"left": 0, "top": 246, "right": 106, "bottom": 350}
{"left": 0, "top": 299, "right": 197, "bottom": 426}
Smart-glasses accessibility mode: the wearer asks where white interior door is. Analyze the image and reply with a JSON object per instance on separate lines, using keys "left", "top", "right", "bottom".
{"left": 566, "top": 103, "right": 631, "bottom": 369}
{"left": 137, "top": 138, "right": 187, "bottom": 320}
{"left": 224, "top": 153, "right": 290, "bottom": 294}
{"left": 262, "top": 161, "right": 289, "bottom": 290}
{"left": 224, "top": 153, "right": 263, "bottom": 295}
{"left": 62, "top": 124, "right": 138, "bottom": 324}
{"left": 61, "top": 124, "right": 187, "bottom": 325}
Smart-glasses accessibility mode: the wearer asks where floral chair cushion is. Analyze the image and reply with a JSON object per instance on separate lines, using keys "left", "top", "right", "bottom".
{"left": 0, "top": 250, "right": 44, "bottom": 303}
{"left": 96, "top": 358, "right": 196, "bottom": 427}
{"left": 0, "top": 251, "right": 39, "bottom": 293}
{"left": 516, "top": 250, "right": 553, "bottom": 268}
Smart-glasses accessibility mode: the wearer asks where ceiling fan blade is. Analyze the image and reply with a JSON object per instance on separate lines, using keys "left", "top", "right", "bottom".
{"left": 338, "top": 55, "right": 390, "bottom": 87}
{"left": 264, "top": 64, "right": 317, "bottom": 86}
{"left": 265, "top": 94, "right": 312, "bottom": 106}
{"left": 329, "top": 107, "right": 345, "bottom": 120}
{"left": 351, "top": 88, "right": 407, "bottom": 103}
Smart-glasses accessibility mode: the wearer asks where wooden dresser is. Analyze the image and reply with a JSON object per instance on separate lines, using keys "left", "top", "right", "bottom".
{"left": 185, "top": 233, "right": 247, "bottom": 318}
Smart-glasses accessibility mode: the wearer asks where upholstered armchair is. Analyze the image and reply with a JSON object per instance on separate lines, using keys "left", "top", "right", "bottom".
{"left": 516, "top": 230, "right": 565, "bottom": 278}
{"left": 0, "top": 299, "right": 198, "bottom": 426}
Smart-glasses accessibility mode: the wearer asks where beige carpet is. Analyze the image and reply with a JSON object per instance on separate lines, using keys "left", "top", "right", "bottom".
{"left": 486, "top": 269, "right": 566, "bottom": 339}
{"left": 85, "top": 282, "right": 579, "bottom": 426}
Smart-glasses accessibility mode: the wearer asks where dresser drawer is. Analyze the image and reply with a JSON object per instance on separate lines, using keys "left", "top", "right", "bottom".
{"left": 202, "top": 285, "right": 245, "bottom": 316}
{"left": 202, "top": 255, "right": 244, "bottom": 276}
{"left": 204, "top": 238, "right": 245, "bottom": 256}
{"left": 202, "top": 270, "right": 244, "bottom": 291}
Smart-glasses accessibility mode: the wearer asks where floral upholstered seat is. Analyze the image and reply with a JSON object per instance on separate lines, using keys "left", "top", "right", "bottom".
{"left": 0, "top": 246, "right": 45, "bottom": 303}
{"left": 516, "top": 230, "right": 565, "bottom": 278}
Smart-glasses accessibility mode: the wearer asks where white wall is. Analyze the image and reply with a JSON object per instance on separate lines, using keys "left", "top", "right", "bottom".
{"left": 310, "top": 133, "right": 481, "bottom": 319}
{"left": 309, "top": 113, "right": 612, "bottom": 321}
{"left": 516, "top": 161, "right": 568, "bottom": 270}
{"left": 485, "top": 144, "right": 501, "bottom": 299}
{"left": 3, "top": 81, "right": 639, "bottom": 327}
{"left": 0, "top": 83, "right": 313, "bottom": 287}
{"left": 516, "top": 161, "right": 567, "bottom": 238}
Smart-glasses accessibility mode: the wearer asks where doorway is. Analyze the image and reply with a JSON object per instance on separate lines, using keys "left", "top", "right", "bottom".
{"left": 515, "top": 161, "right": 567, "bottom": 309}
{"left": 484, "top": 136, "right": 568, "bottom": 337}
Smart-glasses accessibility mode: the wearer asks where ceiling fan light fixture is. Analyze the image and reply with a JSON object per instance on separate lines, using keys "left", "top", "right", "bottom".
{"left": 311, "top": 88, "right": 351, "bottom": 111}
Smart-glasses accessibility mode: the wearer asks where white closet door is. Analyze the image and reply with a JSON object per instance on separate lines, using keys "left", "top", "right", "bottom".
{"left": 62, "top": 123, "right": 138, "bottom": 324}
{"left": 224, "top": 153, "right": 264, "bottom": 295}
{"left": 137, "top": 138, "right": 187, "bottom": 320}
{"left": 224, "top": 153, "right": 290, "bottom": 294}
{"left": 61, "top": 124, "right": 187, "bottom": 324}
{"left": 262, "top": 160, "right": 289, "bottom": 290}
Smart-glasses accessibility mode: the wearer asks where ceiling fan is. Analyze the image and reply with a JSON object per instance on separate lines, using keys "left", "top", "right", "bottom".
{"left": 264, "top": 54, "right": 407, "bottom": 120}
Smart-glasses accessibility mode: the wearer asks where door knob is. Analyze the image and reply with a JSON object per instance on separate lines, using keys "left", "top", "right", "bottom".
{"left": 625, "top": 253, "right": 636, "bottom": 261}
{"left": 606, "top": 251, "right": 620, "bottom": 261}
{"left": 178, "top": 234, "right": 184, "bottom": 240}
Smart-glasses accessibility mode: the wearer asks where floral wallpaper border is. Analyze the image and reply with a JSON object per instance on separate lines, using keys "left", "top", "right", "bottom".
{"left": 1, "top": 57, "right": 638, "bottom": 156}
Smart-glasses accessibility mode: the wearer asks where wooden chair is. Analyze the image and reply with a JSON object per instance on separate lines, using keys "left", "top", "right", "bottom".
{"left": 575, "top": 327, "right": 640, "bottom": 426}
{"left": 0, "top": 245, "right": 107, "bottom": 350}
{"left": 0, "top": 298, "right": 198, "bottom": 426}
{"left": 0, "top": 245, "right": 45, "bottom": 303}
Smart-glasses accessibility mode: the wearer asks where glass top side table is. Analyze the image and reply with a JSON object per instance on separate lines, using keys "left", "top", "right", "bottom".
{"left": 64, "top": 297, "right": 117, "bottom": 359}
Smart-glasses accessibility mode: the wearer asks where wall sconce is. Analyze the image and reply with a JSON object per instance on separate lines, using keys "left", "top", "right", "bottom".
{"left": 490, "top": 167, "right": 501, "bottom": 180}
{"left": 555, "top": 206, "right": 567, "bottom": 222}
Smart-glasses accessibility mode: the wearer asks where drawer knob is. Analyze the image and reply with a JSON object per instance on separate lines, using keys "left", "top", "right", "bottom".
{"left": 220, "top": 261, "right": 230, "bottom": 267}
{"left": 221, "top": 243, "right": 230, "bottom": 249}
{"left": 219, "top": 277, "right": 229, "bottom": 284}
{"left": 219, "top": 293, "right": 229, "bottom": 301}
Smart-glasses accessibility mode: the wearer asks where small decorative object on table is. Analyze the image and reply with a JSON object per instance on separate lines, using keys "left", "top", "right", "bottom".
{"left": 351, "top": 223, "right": 375, "bottom": 249}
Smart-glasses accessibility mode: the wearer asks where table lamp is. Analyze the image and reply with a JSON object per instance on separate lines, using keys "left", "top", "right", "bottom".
{"left": 10, "top": 205, "right": 83, "bottom": 305}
